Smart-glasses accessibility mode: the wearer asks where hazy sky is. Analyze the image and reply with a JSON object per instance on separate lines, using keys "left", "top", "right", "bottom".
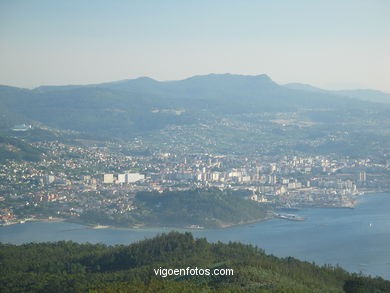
{"left": 1, "top": 0, "right": 389, "bottom": 91}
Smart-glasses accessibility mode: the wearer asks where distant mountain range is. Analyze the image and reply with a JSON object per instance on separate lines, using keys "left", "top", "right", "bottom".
{"left": 1, "top": 74, "right": 390, "bottom": 141}
{"left": 284, "top": 82, "right": 390, "bottom": 104}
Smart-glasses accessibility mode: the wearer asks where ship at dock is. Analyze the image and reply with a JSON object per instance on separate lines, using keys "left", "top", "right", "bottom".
{"left": 275, "top": 213, "right": 305, "bottom": 221}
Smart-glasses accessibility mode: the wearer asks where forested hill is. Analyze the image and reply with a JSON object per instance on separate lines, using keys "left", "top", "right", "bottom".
{"left": 75, "top": 189, "right": 271, "bottom": 229}
{"left": 1, "top": 232, "right": 389, "bottom": 292}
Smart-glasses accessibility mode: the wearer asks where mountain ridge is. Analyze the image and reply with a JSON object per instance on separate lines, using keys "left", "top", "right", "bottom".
{"left": 1, "top": 73, "right": 390, "bottom": 150}
{"left": 284, "top": 82, "right": 390, "bottom": 104}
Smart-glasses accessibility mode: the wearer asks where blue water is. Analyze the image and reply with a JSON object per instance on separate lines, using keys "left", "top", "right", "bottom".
{"left": 1, "top": 193, "right": 389, "bottom": 279}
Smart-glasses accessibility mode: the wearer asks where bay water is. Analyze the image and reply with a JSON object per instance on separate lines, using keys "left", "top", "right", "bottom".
{"left": 1, "top": 193, "right": 389, "bottom": 279}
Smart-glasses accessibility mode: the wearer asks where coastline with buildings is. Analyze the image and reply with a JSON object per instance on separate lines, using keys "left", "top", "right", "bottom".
{"left": 1, "top": 140, "right": 390, "bottom": 228}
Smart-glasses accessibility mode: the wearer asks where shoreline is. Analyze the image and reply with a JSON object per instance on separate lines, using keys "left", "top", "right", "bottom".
{"left": 1, "top": 193, "right": 389, "bottom": 281}
{"left": 218, "top": 214, "right": 275, "bottom": 229}
{"left": 2, "top": 192, "right": 388, "bottom": 229}
{"left": 0, "top": 215, "right": 275, "bottom": 230}
{"left": 0, "top": 216, "right": 65, "bottom": 227}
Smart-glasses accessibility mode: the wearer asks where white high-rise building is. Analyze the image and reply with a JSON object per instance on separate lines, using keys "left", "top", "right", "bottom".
{"left": 117, "top": 174, "right": 126, "bottom": 183}
{"left": 103, "top": 174, "right": 114, "bottom": 184}
{"left": 359, "top": 171, "right": 367, "bottom": 182}
{"left": 43, "top": 175, "right": 55, "bottom": 185}
{"left": 126, "top": 173, "right": 144, "bottom": 183}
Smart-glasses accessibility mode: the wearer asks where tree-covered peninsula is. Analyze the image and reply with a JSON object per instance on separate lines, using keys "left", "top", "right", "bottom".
{"left": 79, "top": 189, "right": 272, "bottom": 229}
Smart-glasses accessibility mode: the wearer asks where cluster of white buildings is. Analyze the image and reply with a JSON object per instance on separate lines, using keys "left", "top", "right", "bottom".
{"left": 103, "top": 172, "right": 145, "bottom": 184}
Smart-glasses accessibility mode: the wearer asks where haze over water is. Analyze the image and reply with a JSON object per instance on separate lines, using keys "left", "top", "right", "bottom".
{"left": 1, "top": 193, "right": 389, "bottom": 280}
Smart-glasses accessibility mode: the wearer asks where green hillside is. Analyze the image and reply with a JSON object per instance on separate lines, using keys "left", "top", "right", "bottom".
{"left": 78, "top": 189, "right": 271, "bottom": 228}
{"left": 135, "top": 189, "right": 271, "bottom": 228}
{"left": 0, "top": 135, "right": 42, "bottom": 162}
{"left": 1, "top": 232, "right": 389, "bottom": 292}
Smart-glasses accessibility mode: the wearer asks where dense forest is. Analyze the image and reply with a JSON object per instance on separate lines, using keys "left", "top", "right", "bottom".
{"left": 1, "top": 232, "right": 389, "bottom": 292}
{"left": 135, "top": 189, "right": 271, "bottom": 228}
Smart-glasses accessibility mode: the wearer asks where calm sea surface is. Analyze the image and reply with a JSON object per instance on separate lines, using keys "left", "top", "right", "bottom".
{"left": 1, "top": 193, "right": 389, "bottom": 279}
